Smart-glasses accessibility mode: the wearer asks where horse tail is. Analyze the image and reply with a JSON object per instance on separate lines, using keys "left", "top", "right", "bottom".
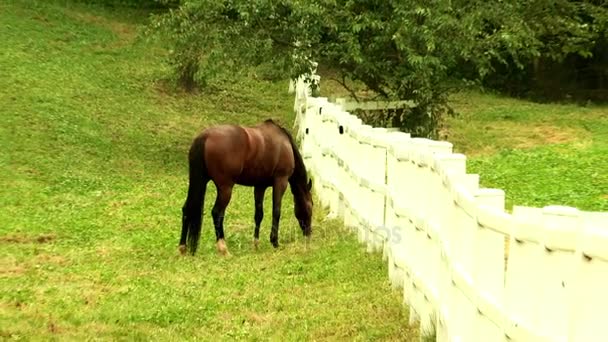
{"left": 182, "top": 135, "right": 207, "bottom": 255}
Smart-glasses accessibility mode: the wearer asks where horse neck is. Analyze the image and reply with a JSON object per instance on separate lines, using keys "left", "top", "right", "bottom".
{"left": 289, "top": 178, "right": 306, "bottom": 203}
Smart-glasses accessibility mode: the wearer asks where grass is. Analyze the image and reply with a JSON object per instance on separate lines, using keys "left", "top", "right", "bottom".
{"left": 0, "top": 1, "right": 414, "bottom": 340}
{"left": 447, "top": 90, "right": 608, "bottom": 212}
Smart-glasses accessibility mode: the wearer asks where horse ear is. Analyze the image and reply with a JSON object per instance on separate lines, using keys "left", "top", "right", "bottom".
{"left": 307, "top": 179, "right": 312, "bottom": 191}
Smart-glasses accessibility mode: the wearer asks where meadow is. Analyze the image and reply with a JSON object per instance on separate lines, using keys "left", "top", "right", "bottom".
{"left": 447, "top": 91, "right": 607, "bottom": 212}
{"left": 0, "top": 1, "right": 413, "bottom": 340}
{"left": 1, "top": 0, "right": 606, "bottom": 341}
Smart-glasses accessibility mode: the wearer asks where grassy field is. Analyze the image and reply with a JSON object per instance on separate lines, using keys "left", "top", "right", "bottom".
{"left": 447, "top": 91, "right": 607, "bottom": 212}
{"left": 2, "top": 0, "right": 606, "bottom": 340}
{"left": 0, "top": 1, "right": 415, "bottom": 340}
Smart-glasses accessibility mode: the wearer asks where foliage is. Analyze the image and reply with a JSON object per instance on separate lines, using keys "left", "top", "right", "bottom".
{"left": 143, "top": 0, "right": 318, "bottom": 92}
{"left": 460, "top": 0, "right": 608, "bottom": 101}
{"left": 144, "top": 0, "right": 462, "bottom": 137}
{"left": 144, "top": 0, "right": 608, "bottom": 137}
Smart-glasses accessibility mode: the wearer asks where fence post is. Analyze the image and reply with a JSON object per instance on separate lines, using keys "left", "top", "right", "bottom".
{"left": 404, "top": 138, "right": 452, "bottom": 338}
{"left": 432, "top": 153, "right": 467, "bottom": 341}
{"left": 536, "top": 205, "right": 580, "bottom": 341}
{"left": 386, "top": 135, "right": 415, "bottom": 292}
{"left": 382, "top": 132, "right": 411, "bottom": 265}
{"left": 362, "top": 127, "right": 391, "bottom": 254}
{"left": 472, "top": 189, "right": 509, "bottom": 341}
{"left": 504, "top": 206, "right": 545, "bottom": 341}
{"left": 350, "top": 124, "right": 373, "bottom": 244}
{"left": 306, "top": 97, "right": 328, "bottom": 191}
{"left": 318, "top": 103, "right": 341, "bottom": 215}
{"left": 568, "top": 212, "right": 608, "bottom": 341}
{"left": 436, "top": 171, "right": 479, "bottom": 341}
{"left": 341, "top": 116, "right": 363, "bottom": 232}
{"left": 330, "top": 110, "right": 351, "bottom": 220}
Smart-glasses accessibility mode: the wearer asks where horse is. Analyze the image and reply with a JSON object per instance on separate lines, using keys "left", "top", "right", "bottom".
{"left": 178, "top": 119, "right": 314, "bottom": 256}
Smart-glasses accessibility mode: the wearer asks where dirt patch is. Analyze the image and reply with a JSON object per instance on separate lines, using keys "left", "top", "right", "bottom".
{"left": 34, "top": 253, "right": 68, "bottom": 266}
{"left": 1, "top": 266, "right": 27, "bottom": 277}
{"left": 63, "top": 9, "right": 136, "bottom": 43}
{"left": 510, "top": 124, "right": 584, "bottom": 149}
{"left": 108, "top": 199, "right": 130, "bottom": 209}
{"left": 32, "top": 14, "right": 52, "bottom": 25}
{"left": 246, "top": 312, "right": 270, "bottom": 324}
{"left": 459, "top": 121, "right": 590, "bottom": 157}
{"left": 47, "top": 321, "right": 60, "bottom": 334}
{"left": 1, "top": 250, "right": 69, "bottom": 278}
{"left": 36, "top": 235, "right": 55, "bottom": 243}
{"left": 0, "top": 233, "right": 56, "bottom": 244}
{"left": 96, "top": 245, "right": 116, "bottom": 258}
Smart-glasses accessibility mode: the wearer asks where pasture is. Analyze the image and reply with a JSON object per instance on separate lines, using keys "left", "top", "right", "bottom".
{"left": 1, "top": 0, "right": 606, "bottom": 341}
{"left": 447, "top": 91, "right": 608, "bottom": 212}
{"left": 0, "top": 1, "right": 412, "bottom": 340}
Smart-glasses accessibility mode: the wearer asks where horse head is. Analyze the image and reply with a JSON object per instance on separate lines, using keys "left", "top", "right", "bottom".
{"left": 295, "top": 178, "right": 313, "bottom": 237}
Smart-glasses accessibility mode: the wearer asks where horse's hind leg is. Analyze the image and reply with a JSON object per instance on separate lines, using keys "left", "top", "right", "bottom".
{"left": 253, "top": 186, "right": 266, "bottom": 249}
{"left": 270, "top": 177, "right": 288, "bottom": 248}
{"left": 179, "top": 212, "right": 188, "bottom": 255}
{"left": 212, "top": 182, "right": 234, "bottom": 256}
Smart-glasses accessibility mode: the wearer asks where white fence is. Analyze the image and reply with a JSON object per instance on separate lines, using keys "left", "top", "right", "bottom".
{"left": 290, "top": 76, "right": 608, "bottom": 341}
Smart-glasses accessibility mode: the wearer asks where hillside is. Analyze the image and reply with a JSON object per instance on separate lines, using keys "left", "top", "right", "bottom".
{"left": 0, "top": 1, "right": 414, "bottom": 340}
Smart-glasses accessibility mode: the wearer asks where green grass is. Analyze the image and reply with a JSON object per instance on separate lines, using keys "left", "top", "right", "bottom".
{"left": 447, "top": 90, "right": 608, "bottom": 211}
{"left": 0, "top": 1, "right": 414, "bottom": 340}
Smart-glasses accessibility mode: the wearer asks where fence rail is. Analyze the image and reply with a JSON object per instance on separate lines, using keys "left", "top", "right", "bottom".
{"left": 291, "top": 75, "right": 608, "bottom": 342}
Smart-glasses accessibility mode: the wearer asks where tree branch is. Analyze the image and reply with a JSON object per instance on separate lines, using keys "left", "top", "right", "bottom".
{"left": 330, "top": 74, "right": 361, "bottom": 102}
{"left": 269, "top": 34, "right": 301, "bottom": 49}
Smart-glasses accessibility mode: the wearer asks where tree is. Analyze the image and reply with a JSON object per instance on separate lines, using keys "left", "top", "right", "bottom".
{"left": 144, "top": 0, "right": 608, "bottom": 137}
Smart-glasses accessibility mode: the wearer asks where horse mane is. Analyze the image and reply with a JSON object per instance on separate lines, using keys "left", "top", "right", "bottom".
{"left": 264, "top": 119, "right": 309, "bottom": 188}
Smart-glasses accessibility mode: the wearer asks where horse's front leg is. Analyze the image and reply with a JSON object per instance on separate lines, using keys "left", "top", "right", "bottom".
{"left": 270, "top": 177, "right": 288, "bottom": 248}
{"left": 253, "top": 185, "right": 267, "bottom": 249}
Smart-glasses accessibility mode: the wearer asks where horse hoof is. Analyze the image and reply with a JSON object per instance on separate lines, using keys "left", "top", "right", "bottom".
{"left": 178, "top": 245, "right": 187, "bottom": 255}
{"left": 217, "top": 239, "right": 231, "bottom": 256}
{"left": 270, "top": 234, "right": 278, "bottom": 248}
{"left": 253, "top": 239, "right": 260, "bottom": 249}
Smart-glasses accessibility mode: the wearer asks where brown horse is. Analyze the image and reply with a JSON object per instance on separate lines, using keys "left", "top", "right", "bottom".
{"left": 178, "top": 119, "right": 313, "bottom": 256}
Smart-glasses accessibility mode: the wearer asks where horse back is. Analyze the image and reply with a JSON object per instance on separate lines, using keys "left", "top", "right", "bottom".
{"left": 199, "top": 122, "right": 294, "bottom": 186}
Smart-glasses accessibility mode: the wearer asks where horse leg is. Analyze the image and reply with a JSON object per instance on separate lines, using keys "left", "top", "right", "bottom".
{"left": 253, "top": 186, "right": 266, "bottom": 249}
{"left": 270, "top": 177, "right": 288, "bottom": 248}
{"left": 179, "top": 213, "right": 188, "bottom": 255}
{"left": 212, "top": 182, "right": 233, "bottom": 256}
